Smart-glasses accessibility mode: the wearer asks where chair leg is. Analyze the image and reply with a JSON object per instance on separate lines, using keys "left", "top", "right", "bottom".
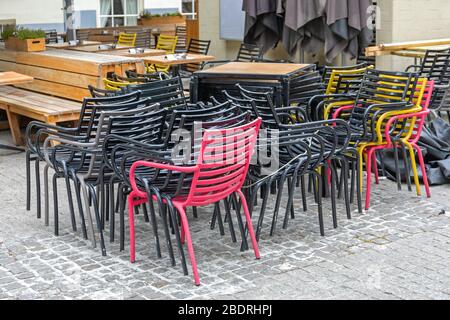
{"left": 62, "top": 163, "right": 76, "bottom": 232}
{"left": 342, "top": 158, "right": 352, "bottom": 220}
{"left": 52, "top": 173, "right": 59, "bottom": 236}
{"left": 312, "top": 171, "right": 325, "bottom": 236}
{"left": 401, "top": 145, "right": 413, "bottom": 192}
{"left": 413, "top": 143, "right": 431, "bottom": 198}
{"left": 372, "top": 152, "right": 379, "bottom": 185}
{"left": 223, "top": 197, "right": 237, "bottom": 243}
{"left": 393, "top": 145, "right": 402, "bottom": 191}
{"left": 405, "top": 142, "right": 422, "bottom": 197}
{"left": 365, "top": 148, "right": 375, "bottom": 211}
{"left": 329, "top": 163, "right": 338, "bottom": 229}
{"left": 230, "top": 193, "right": 249, "bottom": 252}
{"left": 79, "top": 177, "right": 97, "bottom": 249}
{"left": 72, "top": 173, "right": 87, "bottom": 240}
{"left": 26, "top": 151, "right": 31, "bottom": 211}
{"left": 270, "top": 173, "right": 288, "bottom": 236}
{"left": 162, "top": 196, "right": 188, "bottom": 275}
{"left": 300, "top": 175, "right": 308, "bottom": 211}
{"left": 128, "top": 194, "right": 136, "bottom": 263}
{"left": 109, "top": 177, "right": 115, "bottom": 242}
{"left": 44, "top": 165, "right": 50, "bottom": 227}
{"left": 35, "top": 159, "right": 41, "bottom": 219}
{"left": 236, "top": 190, "right": 261, "bottom": 260}
{"left": 174, "top": 203, "right": 200, "bottom": 286}
{"left": 88, "top": 185, "right": 107, "bottom": 256}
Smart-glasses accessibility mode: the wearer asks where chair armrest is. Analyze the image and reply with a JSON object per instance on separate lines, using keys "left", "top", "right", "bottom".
{"left": 405, "top": 64, "right": 422, "bottom": 72}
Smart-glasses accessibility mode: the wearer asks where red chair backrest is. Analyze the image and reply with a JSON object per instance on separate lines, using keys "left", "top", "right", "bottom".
{"left": 185, "top": 118, "right": 262, "bottom": 207}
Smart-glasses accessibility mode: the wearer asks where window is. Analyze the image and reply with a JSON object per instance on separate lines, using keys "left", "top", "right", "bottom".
{"left": 182, "top": 0, "right": 196, "bottom": 19}
{"left": 99, "top": 0, "right": 138, "bottom": 27}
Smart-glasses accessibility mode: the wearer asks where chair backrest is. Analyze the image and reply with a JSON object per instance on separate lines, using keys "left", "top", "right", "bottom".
{"left": 156, "top": 35, "right": 178, "bottom": 54}
{"left": 124, "top": 76, "right": 187, "bottom": 110}
{"left": 76, "top": 29, "right": 90, "bottom": 41}
{"left": 289, "top": 71, "right": 325, "bottom": 106}
{"left": 418, "top": 48, "right": 450, "bottom": 83}
{"left": 175, "top": 25, "right": 187, "bottom": 51}
{"left": 322, "top": 63, "right": 370, "bottom": 84}
{"left": 117, "top": 32, "right": 137, "bottom": 47}
{"left": 77, "top": 91, "right": 143, "bottom": 140}
{"left": 349, "top": 68, "right": 420, "bottom": 136}
{"left": 131, "top": 28, "right": 152, "bottom": 48}
{"left": 236, "top": 43, "right": 263, "bottom": 62}
{"left": 183, "top": 38, "right": 212, "bottom": 73}
{"left": 325, "top": 65, "right": 374, "bottom": 95}
{"left": 45, "top": 29, "right": 58, "bottom": 44}
{"left": 185, "top": 118, "right": 261, "bottom": 206}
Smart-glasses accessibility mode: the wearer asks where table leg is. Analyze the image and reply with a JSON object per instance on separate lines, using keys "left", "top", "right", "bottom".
{"left": 6, "top": 108, "right": 24, "bottom": 146}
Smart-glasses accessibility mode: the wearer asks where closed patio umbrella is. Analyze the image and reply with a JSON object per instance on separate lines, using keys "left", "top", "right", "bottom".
{"left": 324, "top": 0, "right": 373, "bottom": 62}
{"left": 279, "top": 0, "right": 327, "bottom": 56}
{"left": 243, "top": 0, "right": 282, "bottom": 53}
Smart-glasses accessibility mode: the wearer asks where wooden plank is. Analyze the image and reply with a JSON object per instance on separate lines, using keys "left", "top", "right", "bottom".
{"left": 100, "top": 48, "right": 166, "bottom": 57}
{"left": 0, "top": 49, "right": 142, "bottom": 76}
{"left": 0, "top": 71, "right": 33, "bottom": 85}
{"left": 0, "top": 60, "right": 98, "bottom": 89}
{"left": 46, "top": 41, "right": 103, "bottom": 49}
{"left": 5, "top": 108, "right": 23, "bottom": 145}
{"left": 14, "top": 79, "right": 89, "bottom": 102}
{"left": 366, "top": 38, "right": 450, "bottom": 56}
{"left": 197, "top": 62, "right": 311, "bottom": 76}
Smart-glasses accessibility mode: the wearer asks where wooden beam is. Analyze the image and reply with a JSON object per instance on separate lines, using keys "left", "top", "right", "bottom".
{"left": 366, "top": 38, "right": 450, "bottom": 57}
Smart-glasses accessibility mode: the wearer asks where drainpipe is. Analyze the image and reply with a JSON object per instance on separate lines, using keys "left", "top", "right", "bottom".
{"left": 63, "top": 0, "right": 76, "bottom": 41}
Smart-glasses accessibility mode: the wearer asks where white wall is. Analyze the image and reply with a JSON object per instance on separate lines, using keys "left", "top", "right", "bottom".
{"left": 0, "top": 0, "right": 63, "bottom": 25}
{"left": 144, "top": 0, "right": 181, "bottom": 11}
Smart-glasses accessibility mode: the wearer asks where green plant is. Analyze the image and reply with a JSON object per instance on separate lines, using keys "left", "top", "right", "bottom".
{"left": 15, "top": 27, "right": 45, "bottom": 40}
{"left": 1, "top": 25, "right": 16, "bottom": 40}
{"left": 140, "top": 11, "right": 182, "bottom": 19}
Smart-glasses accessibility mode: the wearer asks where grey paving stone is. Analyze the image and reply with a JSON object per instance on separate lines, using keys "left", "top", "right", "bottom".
{"left": 1, "top": 130, "right": 450, "bottom": 299}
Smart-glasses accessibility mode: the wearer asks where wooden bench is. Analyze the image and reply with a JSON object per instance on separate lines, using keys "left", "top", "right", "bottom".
{"left": 0, "top": 86, "right": 80, "bottom": 146}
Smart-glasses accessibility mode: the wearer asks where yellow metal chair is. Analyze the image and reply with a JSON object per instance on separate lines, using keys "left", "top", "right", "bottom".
{"left": 117, "top": 32, "right": 137, "bottom": 47}
{"left": 146, "top": 35, "right": 178, "bottom": 73}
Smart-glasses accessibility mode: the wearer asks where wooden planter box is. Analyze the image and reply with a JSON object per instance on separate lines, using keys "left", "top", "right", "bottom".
{"left": 138, "top": 16, "right": 186, "bottom": 29}
{"left": 4, "top": 37, "right": 46, "bottom": 52}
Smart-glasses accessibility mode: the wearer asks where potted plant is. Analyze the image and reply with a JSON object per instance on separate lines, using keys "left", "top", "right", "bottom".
{"left": 2, "top": 26, "right": 46, "bottom": 52}
{"left": 1, "top": 25, "right": 17, "bottom": 50}
{"left": 138, "top": 11, "right": 186, "bottom": 27}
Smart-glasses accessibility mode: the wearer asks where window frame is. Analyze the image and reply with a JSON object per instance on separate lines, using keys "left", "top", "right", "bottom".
{"left": 98, "top": 0, "right": 139, "bottom": 27}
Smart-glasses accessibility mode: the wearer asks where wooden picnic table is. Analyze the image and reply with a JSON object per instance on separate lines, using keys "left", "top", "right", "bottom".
{"left": 0, "top": 71, "right": 34, "bottom": 86}
{"left": 191, "top": 62, "right": 314, "bottom": 107}
{"left": 66, "top": 44, "right": 134, "bottom": 53}
{"left": 100, "top": 48, "right": 166, "bottom": 58}
{"left": 46, "top": 41, "right": 103, "bottom": 49}
{"left": 0, "top": 71, "right": 34, "bottom": 150}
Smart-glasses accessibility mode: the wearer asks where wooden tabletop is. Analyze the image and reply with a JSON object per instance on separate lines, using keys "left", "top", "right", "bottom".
{"left": 46, "top": 41, "right": 103, "bottom": 49}
{"left": 0, "top": 71, "right": 34, "bottom": 86}
{"left": 197, "top": 62, "right": 311, "bottom": 76}
{"left": 34, "top": 49, "right": 142, "bottom": 64}
{"left": 100, "top": 48, "right": 166, "bottom": 58}
{"left": 67, "top": 44, "right": 134, "bottom": 53}
{"left": 143, "top": 54, "right": 216, "bottom": 66}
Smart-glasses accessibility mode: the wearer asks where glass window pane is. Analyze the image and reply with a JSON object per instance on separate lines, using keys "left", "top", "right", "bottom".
{"left": 113, "top": 16, "right": 124, "bottom": 27}
{"left": 100, "top": 0, "right": 112, "bottom": 15}
{"left": 113, "top": 0, "right": 124, "bottom": 15}
{"left": 101, "top": 17, "right": 112, "bottom": 27}
{"left": 127, "top": 0, "right": 138, "bottom": 15}
{"left": 126, "top": 16, "right": 137, "bottom": 26}
{"left": 182, "top": 0, "right": 194, "bottom": 14}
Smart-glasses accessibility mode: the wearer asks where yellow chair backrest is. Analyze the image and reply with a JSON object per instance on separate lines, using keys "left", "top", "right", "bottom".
{"left": 117, "top": 32, "right": 136, "bottom": 47}
{"left": 156, "top": 35, "right": 178, "bottom": 54}
{"left": 103, "top": 78, "right": 130, "bottom": 91}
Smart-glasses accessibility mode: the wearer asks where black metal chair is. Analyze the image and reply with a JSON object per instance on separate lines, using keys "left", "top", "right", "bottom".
{"left": 202, "top": 43, "right": 263, "bottom": 69}
{"left": 45, "top": 29, "right": 58, "bottom": 44}
{"left": 179, "top": 39, "right": 212, "bottom": 78}
{"left": 175, "top": 25, "right": 187, "bottom": 53}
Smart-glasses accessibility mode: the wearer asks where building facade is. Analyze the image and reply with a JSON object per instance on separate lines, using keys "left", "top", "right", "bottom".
{"left": 0, "top": 0, "right": 195, "bottom": 32}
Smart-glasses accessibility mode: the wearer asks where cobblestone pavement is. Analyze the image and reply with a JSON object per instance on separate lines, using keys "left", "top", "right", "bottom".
{"left": 1, "top": 132, "right": 450, "bottom": 300}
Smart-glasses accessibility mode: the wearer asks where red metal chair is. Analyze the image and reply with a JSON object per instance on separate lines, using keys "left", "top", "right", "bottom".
{"left": 128, "top": 118, "right": 262, "bottom": 285}
{"left": 363, "top": 80, "right": 434, "bottom": 209}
